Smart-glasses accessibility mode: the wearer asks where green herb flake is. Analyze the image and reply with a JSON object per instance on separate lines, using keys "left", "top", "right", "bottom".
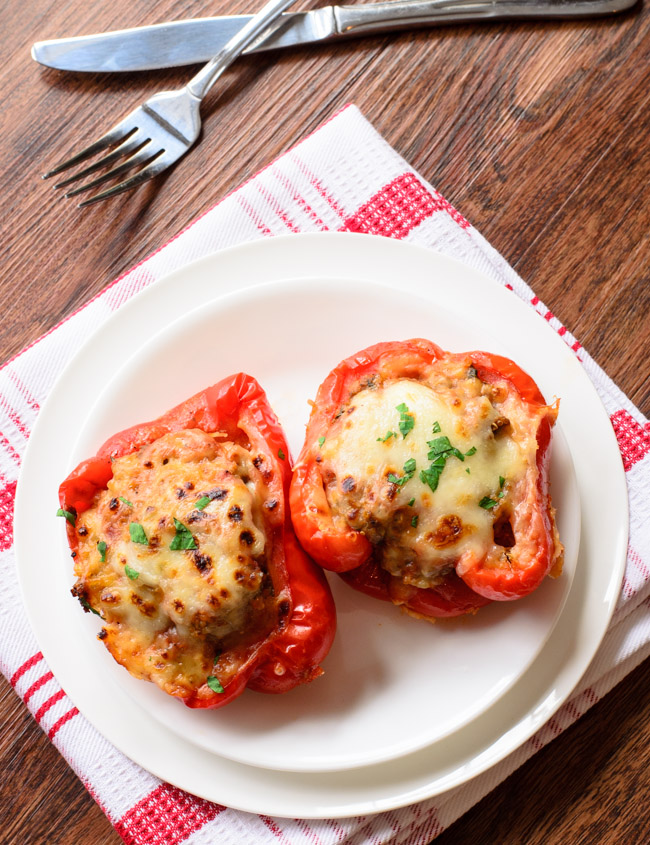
{"left": 80, "top": 597, "right": 101, "bottom": 617}
{"left": 466, "top": 468, "right": 471, "bottom": 474}
{"left": 465, "top": 446, "right": 477, "bottom": 457}
{"left": 278, "top": 448, "right": 286, "bottom": 461}
{"left": 207, "top": 675, "right": 225, "bottom": 694}
{"left": 129, "top": 523, "right": 148, "bottom": 545}
{"left": 170, "top": 518, "right": 197, "bottom": 551}
{"left": 408, "top": 498, "right": 415, "bottom": 507}
{"left": 427, "top": 436, "right": 465, "bottom": 463}
{"left": 411, "top": 515, "right": 419, "bottom": 528}
{"left": 388, "top": 458, "right": 417, "bottom": 488}
{"left": 119, "top": 496, "right": 134, "bottom": 508}
{"left": 499, "top": 476, "right": 505, "bottom": 488}
{"left": 432, "top": 421, "right": 441, "bottom": 434}
{"left": 56, "top": 508, "right": 76, "bottom": 526}
{"left": 376, "top": 431, "right": 397, "bottom": 442}
{"left": 97, "top": 540, "right": 107, "bottom": 562}
{"left": 124, "top": 563, "right": 139, "bottom": 580}
{"left": 479, "top": 497, "right": 498, "bottom": 510}
{"left": 467, "top": 365, "right": 478, "bottom": 379}
{"left": 195, "top": 496, "right": 211, "bottom": 511}
{"left": 403, "top": 458, "right": 416, "bottom": 475}
{"left": 396, "top": 403, "right": 415, "bottom": 439}
{"left": 318, "top": 436, "right": 326, "bottom": 448}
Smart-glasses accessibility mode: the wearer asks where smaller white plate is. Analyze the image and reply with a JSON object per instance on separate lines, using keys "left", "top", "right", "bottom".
{"left": 71, "top": 277, "right": 580, "bottom": 773}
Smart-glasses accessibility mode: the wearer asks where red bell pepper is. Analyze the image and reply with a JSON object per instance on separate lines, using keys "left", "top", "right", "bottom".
{"left": 59, "top": 373, "right": 336, "bottom": 708}
{"left": 290, "top": 339, "right": 562, "bottom": 620}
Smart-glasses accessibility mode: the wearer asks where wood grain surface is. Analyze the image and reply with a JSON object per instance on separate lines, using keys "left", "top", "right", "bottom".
{"left": 1, "top": 0, "right": 648, "bottom": 842}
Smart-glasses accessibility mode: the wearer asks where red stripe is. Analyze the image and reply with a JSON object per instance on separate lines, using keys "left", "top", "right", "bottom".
{"left": 294, "top": 819, "right": 323, "bottom": 845}
{"left": 0, "top": 430, "right": 21, "bottom": 465}
{"left": 0, "top": 477, "right": 18, "bottom": 552}
{"left": 236, "top": 195, "right": 274, "bottom": 236}
{"left": 272, "top": 169, "right": 329, "bottom": 230}
{"left": 558, "top": 326, "right": 567, "bottom": 336}
{"left": 6, "top": 369, "right": 41, "bottom": 412}
{"left": 0, "top": 395, "right": 31, "bottom": 439}
{"left": 260, "top": 816, "right": 292, "bottom": 844}
{"left": 628, "top": 547, "right": 650, "bottom": 580}
{"left": 48, "top": 706, "right": 79, "bottom": 739}
{"left": 115, "top": 783, "right": 223, "bottom": 845}
{"left": 10, "top": 652, "right": 43, "bottom": 687}
{"left": 340, "top": 172, "right": 468, "bottom": 240}
{"left": 289, "top": 154, "right": 347, "bottom": 220}
{"left": 610, "top": 410, "right": 650, "bottom": 471}
{"left": 23, "top": 671, "right": 53, "bottom": 704}
{"left": 34, "top": 689, "right": 66, "bottom": 723}
{"left": 255, "top": 184, "right": 301, "bottom": 233}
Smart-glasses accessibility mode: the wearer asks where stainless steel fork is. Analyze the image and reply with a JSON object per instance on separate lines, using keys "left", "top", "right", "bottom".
{"left": 43, "top": 0, "right": 298, "bottom": 207}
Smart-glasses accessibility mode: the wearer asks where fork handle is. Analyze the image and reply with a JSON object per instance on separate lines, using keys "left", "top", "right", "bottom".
{"left": 186, "top": 0, "right": 298, "bottom": 100}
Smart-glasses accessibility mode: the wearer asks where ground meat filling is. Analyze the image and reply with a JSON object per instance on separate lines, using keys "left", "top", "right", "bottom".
{"left": 71, "top": 429, "right": 279, "bottom": 698}
{"left": 318, "top": 358, "right": 545, "bottom": 591}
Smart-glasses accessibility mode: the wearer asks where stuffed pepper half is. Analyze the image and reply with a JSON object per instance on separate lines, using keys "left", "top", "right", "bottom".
{"left": 58, "top": 373, "right": 336, "bottom": 708}
{"left": 290, "top": 339, "right": 563, "bottom": 621}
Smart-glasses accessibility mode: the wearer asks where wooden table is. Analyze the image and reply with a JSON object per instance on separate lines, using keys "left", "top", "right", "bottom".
{"left": 1, "top": 0, "right": 648, "bottom": 841}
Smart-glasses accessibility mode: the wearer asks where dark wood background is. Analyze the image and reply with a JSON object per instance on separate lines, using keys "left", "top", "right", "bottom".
{"left": 1, "top": 0, "right": 648, "bottom": 842}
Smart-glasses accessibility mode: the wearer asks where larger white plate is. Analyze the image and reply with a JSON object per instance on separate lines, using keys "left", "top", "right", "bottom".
{"left": 15, "top": 234, "right": 628, "bottom": 817}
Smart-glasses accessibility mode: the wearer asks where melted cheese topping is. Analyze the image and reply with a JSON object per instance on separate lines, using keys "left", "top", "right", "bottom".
{"left": 72, "top": 429, "right": 278, "bottom": 699}
{"left": 321, "top": 364, "right": 546, "bottom": 589}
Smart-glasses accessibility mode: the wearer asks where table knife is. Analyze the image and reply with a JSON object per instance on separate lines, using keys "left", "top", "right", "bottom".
{"left": 32, "top": 0, "right": 637, "bottom": 73}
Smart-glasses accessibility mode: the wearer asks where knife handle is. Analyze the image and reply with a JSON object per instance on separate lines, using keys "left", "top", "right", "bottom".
{"left": 333, "top": 0, "right": 634, "bottom": 33}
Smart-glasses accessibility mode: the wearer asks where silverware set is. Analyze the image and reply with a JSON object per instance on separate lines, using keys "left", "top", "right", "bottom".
{"left": 38, "top": 0, "right": 636, "bottom": 206}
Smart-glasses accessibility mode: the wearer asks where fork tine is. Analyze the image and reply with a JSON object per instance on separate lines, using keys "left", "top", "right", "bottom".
{"left": 43, "top": 125, "right": 136, "bottom": 179}
{"left": 54, "top": 134, "right": 148, "bottom": 189}
{"left": 78, "top": 154, "right": 167, "bottom": 208}
{"left": 64, "top": 144, "right": 158, "bottom": 197}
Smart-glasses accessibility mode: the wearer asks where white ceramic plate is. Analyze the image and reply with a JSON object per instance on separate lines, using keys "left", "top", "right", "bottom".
{"left": 70, "top": 277, "right": 579, "bottom": 773}
{"left": 15, "top": 234, "right": 628, "bottom": 816}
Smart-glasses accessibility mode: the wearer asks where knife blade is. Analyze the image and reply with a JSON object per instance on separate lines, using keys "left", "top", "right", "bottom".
{"left": 32, "top": 0, "right": 637, "bottom": 73}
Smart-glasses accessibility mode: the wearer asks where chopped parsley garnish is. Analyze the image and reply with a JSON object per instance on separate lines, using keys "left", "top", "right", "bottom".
{"left": 170, "top": 518, "right": 197, "bottom": 550}
{"left": 56, "top": 508, "right": 76, "bottom": 526}
{"left": 427, "top": 436, "right": 465, "bottom": 463}
{"left": 318, "top": 436, "right": 326, "bottom": 448}
{"left": 499, "top": 476, "right": 505, "bottom": 488}
{"left": 419, "top": 435, "right": 466, "bottom": 493}
{"left": 432, "top": 421, "right": 441, "bottom": 434}
{"left": 97, "top": 540, "right": 107, "bottom": 562}
{"left": 119, "top": 496, "right": 134, "bottom": 508}
{"left": 194, "top": 496, "right": 211, "bottom": 511}
{"left": 377, "top": 431, "right": 397, "bottom": 442}
{"left": 408, "top": 498, "right": 415, "bottom": 507}
{"left": 80, "top": 597, "right": 101, "bottom": 616}
{"left": 124, "top": 564, "right": 139, "bottom": 580}
{"left": 207, "top": 675, "right": 224, "bottom": 694}
{"left": 129, "top": 523, "right": 148, "bottom": 545}
{"left": 479, "top": 497, "right": 498, "bottom": 510}
{"left": 466, "top": 468, "right": 471, "bottom": 474}
{"left": 396, "top": 403, "right": 415, "bottom": 439}
{"left": 465, "top": 446, "right": 477, "bottom": 457}
{"left": 278, "top": 448, "right": 286, "bottom": 461}
{"left": 411, "top": 515, "right": 419, "bottom": 528}
{"left": 388, "top": 458, "right": 417, "bottom": 487}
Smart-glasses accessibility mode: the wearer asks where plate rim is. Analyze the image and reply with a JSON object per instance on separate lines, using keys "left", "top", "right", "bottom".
{"left": 14, "top": 232, "right": 628, "bottom": 817}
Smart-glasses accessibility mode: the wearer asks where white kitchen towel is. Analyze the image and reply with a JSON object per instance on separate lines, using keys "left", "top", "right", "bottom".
{"left": 1, "top": 105, "right": 648, "bottom": 844}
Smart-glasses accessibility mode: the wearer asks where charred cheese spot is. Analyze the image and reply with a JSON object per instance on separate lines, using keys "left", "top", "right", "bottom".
{"left": 72, "top": 429, "right": 278, "bottom": 699}
{"left": 320, "top": 362, "right": 549, "bottom": 591}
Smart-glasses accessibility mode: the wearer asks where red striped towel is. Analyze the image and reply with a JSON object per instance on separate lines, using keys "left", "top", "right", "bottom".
{"left": 1, "top": 105, "right": 648, "bottom": 844}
